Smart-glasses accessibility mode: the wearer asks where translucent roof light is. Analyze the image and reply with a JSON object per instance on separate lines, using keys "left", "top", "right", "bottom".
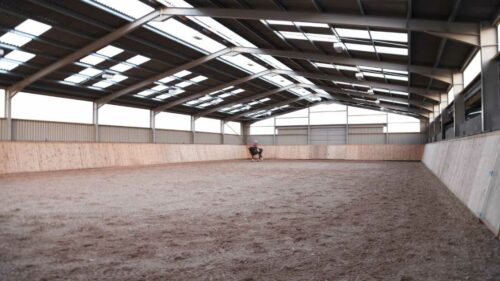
{"left": 0, "top": 32, "right": 32, "bottom": 47}
{"left": 110, "top": 63, "right": 133, "bottom": 72}
{"left": 176, "top": 81, "right": 193, "bottom": 88}
{"left": 158, "top": 76, "right": 175, "bottom": 83}
{"left": 174, "top": 70, "right": 191, "bottom": 77}
{"left": 375, "top": 46, "right": 408, "bottom": 56}
{"left": 93, "top": 80, "right": 114, "bottom": 88}
{"left": 97, "top": 45, "right": 124, "bottom": 58}
{"left": 137, "top": 89, "right": 156, "bottom": 96}
{"left": 80, "top": 55, "right": 106, "bottom": 66}
{"left": 0, "top": 59, "right": 20, "bottom": 71}
{"left": 64, "top": 74, "right": 87, "bottom": 84}
{"left": 306, "top": 33, "right": 339, "bottom": 42}
{"left": 94, "top": 0, "right": 154, "bottom": 19}
{"left": 263, "top": 20, "right": 329, "bottom": 28}
{"left": 15, "top": 19, "right": 52, "bottom": 36}
{"left": 336, "top": 28, "right": 370, "bottom": 39}
{"left": 152, "top": 84, "right": 168, "bottom": 91}
{"left": 190, "top": 75, "right": 207, "bottom": 83}
{"left": 278, "top": 31, "right": 307, "bottom": 40}
{"left": 126, "top": 55, "right": 150, "bottom": 65}
{"left": 79, "top": 67, "right": 102, "bottom": 77}
{"left": 5, "top": 50, "right": 35, "bottom": 62}
{"left": 370, "top": 31, "right": 408, "bottom": 43}
{"left": 108, "top": 74, "right": 128, "bottom": 83}
{"left": 345, "top": 43, "right": 375, "bottom": 53}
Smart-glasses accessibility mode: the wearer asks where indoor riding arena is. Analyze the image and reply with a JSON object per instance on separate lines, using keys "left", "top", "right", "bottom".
{"left": 1, "top": 1, "right": 500, "bottom": 280}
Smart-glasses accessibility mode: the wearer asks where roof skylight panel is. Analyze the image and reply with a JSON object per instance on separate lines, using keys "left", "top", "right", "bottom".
{"left": 126, "top": 55, "right": 150, "bottom": 65}
{"left": 363, "top": 72, "right": 385, "bottom": 79}
{"left": 158, "top": 76, "right": 175, "bottom": 84}
{"left": 152, "top": 84, "right": 168, "bottom": 91}
{"left": 390, "top": 90, "right": 409, "bottom": 96}
{"left": 375, "top": 46, "right": 408, "bottom": 56}
{"left": 383, "top": 69, "right": 408, "bottom": 75}
{"left": 110, "top": 63, "right": 133, "bottom": 72}
{"left": 137, "top": 89, "right": 156, "bottom": 97}
{"left": 80, "top": 54, "right": 106, "bottom": 66}
{"left": 345, "top": 43, "right": 375, "bottom": 53}
{"left": 174, "top": 70, "right": 192, "bottom": 78}
{"left": 260, "top": 98, "right": 271, "bottom": 102}
{"left": 97, "top": 45, "right": 124, "bottom": 58}
{"left": 263, "top": 20, "right": 294, "bottom": 26}
{"left": 336, "top": 28, "right": 370, "bottom": 39}
{"left": 231, "top": 89, "right": 245, "bottom": 94}
{"left": 379, "top": 98, "right": 409, "bottom": 105}
{"left": 385, "top": 74, "right": 408, "bottom": 81}
{"left": 313, "top": 62, "right": 335, "bottom": 69}
{"left": 221, "top": 54, "right": 267, "bottom": 74}
{"left": 294, "top": 22, "right": 329, "bottom": 28}
{"left": 306, "top": 33, "right": 339, "bottom": 42}
{"left": 64, "top": 74, "right": 88, "bottom": 84}
{"left": 335, "top": 65, "right": 358, "bottom": 72}
{"left": 5, "top": 50, "right": 35, "bottom": 62}
{"left": 263, "top": 74, "right": 293, "bottom": 87}
{"left": 176, "top": 81, "right": 193, "bottom": 88}
{"left": 148, "top": 19, "right": 226, "bottom": 53}
{"left": 370, "top": 31, "right": 408, "bottom": 43}
{"left": 0, "top": 59, "right": 20, "bottom": 71}
{"left": 278, "top": 31, "right": 307, "bottom": 40}
{"left": 190, "top": 75, "right": 207, "bottom": 83}
{"left": 93, "top": 0, "right": 155, "bottom": 19}
{"left": 359, "top": 66, "right": 382, "bottom": 72}
{"left": 0, "top": 32, "right": 32, "bottom": 47}
{"left": 15, "top": 19, "right": 52, "bottom": 36}
{"left": 93, "top": 80, "right": 114, "bottom": 88}
{"left": 79, "top": 67, "right": 102, "bottom": 77}
{"left": 109, "top": 74, "right": 128, "bottom": 83}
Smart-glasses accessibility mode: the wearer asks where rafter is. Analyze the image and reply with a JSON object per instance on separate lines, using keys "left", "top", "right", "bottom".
{"left": 158, "top": 7, "right": 479, "bottom": 45}
{"left": 6, "top": 9, "right": 163, "bottom": 97}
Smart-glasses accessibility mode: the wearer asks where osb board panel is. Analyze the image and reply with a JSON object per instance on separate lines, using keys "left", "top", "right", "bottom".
{"left": 422, "top": 131, "right": 500, "bottom": 236}
{"left": 0, "top": 142, "right": 248, "bottom": 175}
{"left": 259, "top": 145, "right": 423, "bottom": 161}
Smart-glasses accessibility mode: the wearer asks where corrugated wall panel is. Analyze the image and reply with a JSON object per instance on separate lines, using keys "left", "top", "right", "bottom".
{"left": 277, "top": 135, "right": 308, "bottom": 145}
{"left": 13, "top": 119, "right": 94, "bottom": 142}
{"left": 0, "top": 119, "right": 7, "bottom": 140}
{"left": 388, "top": 133, "right": 426, "bottom": 144}
{"left": 195, "top": 132, "right": 221, "bottom": 144}
{"left": 311, "top": 126, "right": 346, "bottom": 144}
{"left": 348, "top": 134, "right": 386, "bottom": 144}
{"left": 249, "top": 135, "right": 274, "bottom": 145}
{"left": 224, "top": 134, "right": 244, "bottom": 145}
{"left": 156, "top": 129, "right": 192, "bottom": 144}
{"left": 99, "top": 126, "right": 150, "bottom": 143}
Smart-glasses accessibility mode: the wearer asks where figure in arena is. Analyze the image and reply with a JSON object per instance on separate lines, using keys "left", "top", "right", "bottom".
{"left": 249, "top": 140, "right": 264, "bottom": 161}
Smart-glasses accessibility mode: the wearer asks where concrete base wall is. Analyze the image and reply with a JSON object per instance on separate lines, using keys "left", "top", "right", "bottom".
{"left": 422, "top": 131, "right": 500, "bottom": 237}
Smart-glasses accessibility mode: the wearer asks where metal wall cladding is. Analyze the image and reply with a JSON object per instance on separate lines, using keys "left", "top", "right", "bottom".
{"left": 463, "top": 115, "right": 482, "bottom": 136}
{"left": 195, "top": 132, "right": 221, "bottom": 144}
{"left": 348, "top": 134, "right": 386, "bottom": 144}
{"left": 0, "top": 119, "right": 7, "bottom": 140}
{"left": 277, "top": 135, "right": 308, "bottom": 145}
{"left": 224, "top": 134, "right": 244, "bottom": 145}
{"left": 156, "top": 129, "right": 192, "bottom": 144}
{"left": 248, "top": 135, "right": 274, "bottom": 145}
{"left": 388, "top": 133, "right": 426, "bottom": 144}
{"left": 99, "top": 125, "right": 150, "bottom": 143}
{"left": 311, "top": 125, "right": 346, "bottom": 144}
{"left": 13, "top": 119, "right": 94, "bottom": 142}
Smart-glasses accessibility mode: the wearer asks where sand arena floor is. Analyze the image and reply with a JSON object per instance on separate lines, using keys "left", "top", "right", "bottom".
{"left": 0, "top": 160, "right": 499, "bottom": 281}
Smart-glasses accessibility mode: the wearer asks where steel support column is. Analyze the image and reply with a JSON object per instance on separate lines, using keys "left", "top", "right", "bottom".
{"left": 191, "top": 116, "right": 196, "bottom": 144}
{"left": 307, "top": 107, "right": 311, "bottom": 145}
{"left": 150, "top": 110, "right": 156, "bottom": 143}
{"left": 221, "top": 121, "right": 225, "bottom": 145}
{"left": 4, "top": 91, "right": 12, "bottom": 141}
{"left": 452, "top": 73, "right": 465, "bottom": 137}
{"left": 92, "top": 102, "right": 99, "bottom": 142}
{"left": 480, "top": 22, "right": 500, "bottom": 132}
{"left": 345, "top": 106, "right": 349, "bottom": 144}
{"left": 273, "top": 117, "right": 277, "bottom": 145}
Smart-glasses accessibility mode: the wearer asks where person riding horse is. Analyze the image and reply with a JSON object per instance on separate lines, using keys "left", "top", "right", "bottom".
{"left": 249, "top": 140, "right": 263, "bottom": 161}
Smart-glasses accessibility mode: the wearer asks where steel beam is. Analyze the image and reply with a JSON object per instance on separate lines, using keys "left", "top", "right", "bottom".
{"left": 6, "top": 9, "right": 162, "bottom": 96}
{"left": 150, "top": 110, "right": 157, "bottom": 143}
{"left": 159, "top": 7, "right": 479, "bottom": 45}
{"left": 271, "top": 69, "right": 441, "bottom": 100}
{"left": 232, "top": 47, "right": 454, "bottom": 84}
{"left": 153, "top": 70, "right": 273, "bottom": 113}
{"left": 97, "top": 47, "right": 235, "bottom": 106}
{"left": 226, "top": 94, "right": 316, "bottom": 122}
